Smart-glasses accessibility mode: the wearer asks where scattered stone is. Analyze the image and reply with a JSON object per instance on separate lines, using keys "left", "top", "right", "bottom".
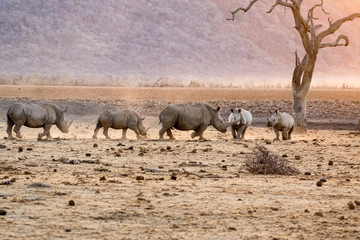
{"left": 320, "top": 178, "right": 327, "bottom": 182}
{"left": 144, "top": 168, "right": 162, "bottom": 173}
{"left": 346, "top": 179, "right": 351, "bottom": 182}
{"left": 26, "top": 147, "right": 33, "bottom": 151}
{"left": 18, "top": 156, "right": 27, "bottom": 161}
{"left": 68, "top": 200, "right": 75, "bottom": 206}
{"left": 85, "top": 153, "right": 91, "bottom": 157}
{"left": 10, "top": 178, "right": 16, "bottom": 183}
{"left": 270, "top": 207, "right": 279, "bottom": 211}
{"left": 18, "top": 147, "right": 23, "bottom": 152}
{"left": 338, "top": 216, "right": 345, "bottom": 220}
{"left": 138, "top": 152, "right": 144, "bottom": 156}
{"left": 166, "top": 146, "right": 171, "bottom": 151}
{"left": 295, "top": 155, "right": 301, "bottom": 160}
{"left": 136, "top": 176, "right": 145, "bottom": 181}
{"left": 81, "top": 159, "right": 100, "bottom": 164}
{"left": 93, "top": 143, "right": 98, "bottom": 148}
{"left": 24, "top": 171, "right": 32, "bottom": 175}
{"left": 304, "top": 172, "right": 311, "bottom": 175}
{"left": 191, "top": 149, "right": 197, "bottom": 153}
{"left": 171, "top": 224, "right": 180, "bottom": 229}
{"left": 355, "top": 200, "right": 360, "bottom": 206}
{"left": 28, "top": 182, "right": 52, "bottom": 188}
{"left": 0, "top": 210, "right": 7, "bottom": 215}
{"left": 328, "top": 160, "right": 334, "bottom": 166}
{"left": 304, "top": 209, "right": 310, "bottom": 213}
{"left": 99, "top": 176, "right": 106, "bottom": 181}
{"left": 265, "top": 139, "right": 272, "bottom": 145}
{"left": 0, "top": 181, "right": 12, "bottom": 185}
{"left": 348, "top": 202, "right": 355, "bottom": 210}
{"left": 128, "top": 146, "right": 134, "bottom": 150}
{"left": 316, "top": 181, "right": 323, "bottom": 187}
{"left": 170, "top": 173, "right": 177, "bottom": 180}
{"left": 94, "top": 168, "right": 110, "bottom": 172}
{"left": 65, "top": 229, "right": 72, "bottom": 232}
{"left": 282, "top": 154, "right": 288, "bottom": 158}
{"left": 117, "top": 143, "right": 125, "bottom": 146}
{"left": 0, "top": 144, "right": 6, "bottom": 149}
{"left": 228, "top": 227, "right": 237, "bottom": 231}
{"left": 114, "top": 152, "right": 121, "bottom": 157}
{"left": 314, "top": 212, "right": 323, "bottom": 217}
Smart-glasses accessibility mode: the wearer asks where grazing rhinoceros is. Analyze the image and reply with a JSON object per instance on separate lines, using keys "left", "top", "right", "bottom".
{"left": 6, "top": 102, "right": 72, "bottom": 140}
{"left": 267, "top": 110, "right": 295, "bottom": 140}
{"left": 159, "top": 103, "right": 235, "bottom": 140}
{"left": 92, "top": 110, "right": 148, "bottom": 140}
{"left": 228, "top": 107, "right": 252, "bottom": 140}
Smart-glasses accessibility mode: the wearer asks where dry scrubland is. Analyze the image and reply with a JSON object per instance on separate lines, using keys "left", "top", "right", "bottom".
{"left": 0, "top": 86, "right": 360, "bottom": 240}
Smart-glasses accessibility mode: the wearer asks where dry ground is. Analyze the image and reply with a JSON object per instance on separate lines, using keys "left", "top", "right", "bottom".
{"left": 0, "top": 86, "right": 360, "bottom": 240}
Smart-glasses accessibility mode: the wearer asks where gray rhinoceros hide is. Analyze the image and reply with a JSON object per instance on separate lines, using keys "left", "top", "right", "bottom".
{"left": 267, "top": 110, "right": 295, "bottom": 140}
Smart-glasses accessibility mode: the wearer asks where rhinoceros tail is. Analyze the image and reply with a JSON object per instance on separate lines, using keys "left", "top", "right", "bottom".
{"left": 95, "top": 117, "right": 102, "bottom": 129}
{"left": 6, "top": 108, "right": 14, "bottom": 126}
{"left": 159, "top": 108, "right": 165, "bottom": 124}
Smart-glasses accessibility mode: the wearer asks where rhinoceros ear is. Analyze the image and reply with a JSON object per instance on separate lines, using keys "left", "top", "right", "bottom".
{"left": 268, "top": 110, "right": 273, "bottom": 114}
{"left": 141, "top": 117, "right": 145, "bottom": 120}
{"left": 216, "top": 107, "right": 220, "bottom": 112}
{"left": 230, "top": 109, "right": 233, "bottom": 113}
{"left": 275, "top": 110, "right": 278, "bottom": 114}
{"left": 62, "top": 107, "right": 68, "bottom": 113}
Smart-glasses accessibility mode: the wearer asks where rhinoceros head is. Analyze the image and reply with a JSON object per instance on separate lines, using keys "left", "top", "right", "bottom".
{"left": 56, "top": 107, "right": 73, "bottom": 133}
{"left": 137, "top": 117, "right": 149, "bottom": 136}
{"left": 212, "top": 107, "right": 227, "bottom": 133}
{"left": 267, "top": 110, "right": 280, "bottom": 127}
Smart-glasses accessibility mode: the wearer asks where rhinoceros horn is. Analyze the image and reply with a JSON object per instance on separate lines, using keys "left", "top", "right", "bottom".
{"left": 67, "top": 120, "right": 73, "bottom": 129}
{"left": 226, "top": 119, "right": 240, "bottom": 127}
{"left": 145, "top": 127, "right": 151, "bottom": 133}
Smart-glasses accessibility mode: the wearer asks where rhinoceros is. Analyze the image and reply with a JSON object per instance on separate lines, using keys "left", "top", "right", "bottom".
{"left": 267, "top": 110, "right": 295, "bottom": 140}
{"left": 6, "top": 102, "right": 72, "bottom": 140}
{"left": 228, "top": 107, "right": 252, "bottom": 140}
{"left": 159, "top": 103, "right": 235, "bottom": 140}
{"left": 92, "top": 110, "right": 148, "bottom": 140}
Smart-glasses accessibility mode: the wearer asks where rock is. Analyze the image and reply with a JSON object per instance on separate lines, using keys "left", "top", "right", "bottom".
{"left": 314, "top": 212, "right": 323, "bottom": 217}
{"left": 166, "top": 146, "right": 171, "bottom": 151}
{"left": 0, "top": 181, "right": 12, "bottom": 185}
{"left": 68, "top": 200, "right": 75, "bottom": 206}
{"left": 0, "top": 210, "right": 7, "bottom": 215}
{"left": 28, "top": 182, "right": 52, "bottom": 188}
{"left": 316, "top": 181, "right": 323, "bottom": 187}
{"left": 320, "top": 178, "right": 327, "bottom": 182}
{"left": 282, "top": 154, "right": 288, "bottom": 158}
{"left": 328, "top": 160, "right": 334, "bottom": 166}
{"left": 355, "top": 200, "right": 360, "bottom": 206}
{"left": 93, "top": 143, "right": 98, "bottom": 148}
{"left": 304, "top": 172, "right": 311, "bottom": 175}
{"left": 265, "top": 139, "right": 272, "bottom": 145}
{"left": 170, "top": 173, "right": 177, "bottom": 180}
{"left": 228, "top": 227, "right": 237, "bottom": 231}
{"left": 99, "top": 176, "right": 106, "bottom": 181}
{"left": 128, "top": 146, "right": 134, "bottom": 150}
{"left": 18, "top": 147, "right": 23, "bottom": 152}
{"left": 0, "top": 144, "right": 6, "bottom": 149}
{"left": 304, "top": 209, "right": 310, "bottom": 213}
{"left": 85, "top": 153, "right": 91, "bottom": 157}
{"left": 338, "top": 216, "right": 345, "bottom": 220}
{"left": 65, "top": 229, "right": 72, "bottom": 232}
{"left": 26, "top": 147, "right": 33, "bottom": 151}
{"left": 348, "top": 202, "right": 355, "bottom": 210}
{"left": 295, "top": 155, "right": 301, "bottom": 160}
{"left": 191, "top": 149, "right": 197, "bottom": 153}
{"left": 136, "top": 176, "right": 145, "bottom": 181}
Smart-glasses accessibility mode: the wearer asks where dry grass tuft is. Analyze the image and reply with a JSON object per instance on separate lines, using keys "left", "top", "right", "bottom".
{"left": 244, "top": 144, "right": 299, "bottom": 175}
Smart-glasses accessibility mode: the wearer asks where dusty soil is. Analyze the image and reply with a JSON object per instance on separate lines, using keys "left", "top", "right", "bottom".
{"left": 0, "top": 86, "right": 360, "bottom": 240}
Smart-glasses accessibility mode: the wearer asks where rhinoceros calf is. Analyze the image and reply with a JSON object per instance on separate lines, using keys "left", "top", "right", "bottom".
{"left": 267, "top": 110, "right": 295, "bottom": 140}
{"left": 159, "top": 103, "right": 234, "bottom": 140}
{"left": 6, "top": 102, "right": 72, "bottom": 140}
{"left": 92, "top": 110, "right": 148, "bottom": 140}
{"left": 228, "top": 107, "right": 252, "bottom": 140}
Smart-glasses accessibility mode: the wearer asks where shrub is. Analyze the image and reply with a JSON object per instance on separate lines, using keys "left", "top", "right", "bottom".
{"left": 243, "top": 144, "right": 299, "bottom": 175}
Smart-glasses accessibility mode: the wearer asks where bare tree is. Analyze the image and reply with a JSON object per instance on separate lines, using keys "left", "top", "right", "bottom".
{"left": 228, "top": 0, "right": 360, "bottom": 132}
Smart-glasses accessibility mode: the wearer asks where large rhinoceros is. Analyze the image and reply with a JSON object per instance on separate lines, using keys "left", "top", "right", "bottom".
{"left": 228, "top": 107, "right": 252, "bottom": 140}
{"left": 92, "top": 110, "right": 148, "bottom": 140}
{"left": 159, "top": 103, "right": 234, "bottom": 140}
{"left": 6, "top": 102, "right": 72, "bottom": 140}
{"left": 267, "top": 110, "right": 295, "bottom": 140}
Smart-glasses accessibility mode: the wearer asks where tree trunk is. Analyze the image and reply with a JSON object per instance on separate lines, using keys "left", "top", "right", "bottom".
{"left": 292, "top": 54, "right": 316, "bottom": 133}
{"left": 292, "top": 92, "right": 307, "bottom": 133}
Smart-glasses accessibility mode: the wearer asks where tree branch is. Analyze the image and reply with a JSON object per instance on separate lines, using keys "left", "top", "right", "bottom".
{"left": 226, "top": 0, "right": 259, "bottom": 21}
{"left": 267, "top": 0, "right": 294, "bottom": 13}
{"left": 316, "top": 13, "right": 360, "bottom": 46}
{"left": 320, "top": 35, "right": 349, "bottom": 48}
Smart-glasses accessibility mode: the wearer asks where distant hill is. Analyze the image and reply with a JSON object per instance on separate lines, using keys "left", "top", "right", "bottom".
{"left": 0, "top": 0, "right": 359, "bottom": 87}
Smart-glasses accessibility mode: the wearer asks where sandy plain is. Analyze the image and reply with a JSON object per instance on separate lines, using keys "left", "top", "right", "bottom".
{"left": 0, "top": 86, "right": 359, "bottom": 240}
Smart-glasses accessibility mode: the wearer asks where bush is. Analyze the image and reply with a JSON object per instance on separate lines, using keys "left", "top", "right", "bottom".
{"left": 243, "top": 144, "right": 299, "bottom": 175}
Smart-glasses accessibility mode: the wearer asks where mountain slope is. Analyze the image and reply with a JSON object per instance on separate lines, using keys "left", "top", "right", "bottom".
{"left": 0, "top": 0, "right": 359, "bottom": 86}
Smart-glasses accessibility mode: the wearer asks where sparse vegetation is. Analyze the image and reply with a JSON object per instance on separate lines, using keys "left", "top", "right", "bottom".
{"left": 244, "top": 144, "right": 299, "bottom": 175}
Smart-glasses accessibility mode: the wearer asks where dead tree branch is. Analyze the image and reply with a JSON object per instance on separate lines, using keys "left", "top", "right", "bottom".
{"left": 320, "top": 35, "right": 349, "bottom": 48}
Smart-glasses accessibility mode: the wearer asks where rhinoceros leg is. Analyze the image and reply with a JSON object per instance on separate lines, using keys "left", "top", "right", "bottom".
{"left": 231, "top": 126, "right": 237, "bottom": 139}
{"left": 242, "top": 126, "right": 249, "bottom": 139}
{"left": 6, "top": 122, "right": 15, "bottom": 139}
{"left": 282, "top": 128, "right": 288, "bottom": 140}
{"left": 236, "top": 125, "right": 246, "bottom": 140}
{"left": 274, "top": 129, "right": 280, "bottom": 141}
{"left": 166, "top": 129, "right": 175, "bottom": 140}
{"left": 103, "top": 126, "right": 111, "bottom": 140}
{"left": 14, "top": 123, "right": 24, "bottom": 138}
{"left": 288, "top": 126, "right": 294, "bottom": 140}
{"left": 192, "top": 125, "right": 207, "bottom": 140}
{"left": 93, "top": 124, "right": 101, "bottom": 139}
{"left": 38, "top": 124, "right": 52, "bottom": 140}
{"left": 122, "top": 128, "right": 128, "bottom": 140}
